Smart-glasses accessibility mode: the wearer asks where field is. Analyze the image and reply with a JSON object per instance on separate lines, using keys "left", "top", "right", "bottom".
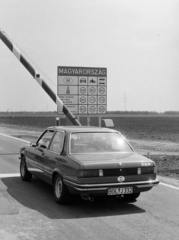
{"left": 0, "top": 115, "right": 179, "bottom": 180}
{"left": 1, "top": 115, "right": 179, "bottom": 140}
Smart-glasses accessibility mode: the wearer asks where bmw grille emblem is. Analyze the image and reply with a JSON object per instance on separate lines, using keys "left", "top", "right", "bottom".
{"left": 117, "top": 176, "right": 125, "bottom": 182}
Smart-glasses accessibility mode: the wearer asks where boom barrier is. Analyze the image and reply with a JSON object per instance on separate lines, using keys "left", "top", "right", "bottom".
{"left": 0, "top": 29, "right": 81, "bottom": 126}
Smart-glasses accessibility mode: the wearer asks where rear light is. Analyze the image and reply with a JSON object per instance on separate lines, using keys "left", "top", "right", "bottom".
{"left": 138, "top": 167, "right": 156, "bottom": 174}
{"left": 141, "top": 167, "right": 155, "bottom": 174}
{"left": 78, "top": 170, "right": 103, "bottom": 178}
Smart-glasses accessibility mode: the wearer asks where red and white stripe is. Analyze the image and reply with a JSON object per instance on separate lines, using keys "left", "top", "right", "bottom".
{"left": 0, "top": 29, "right": 81, "bottom": 126}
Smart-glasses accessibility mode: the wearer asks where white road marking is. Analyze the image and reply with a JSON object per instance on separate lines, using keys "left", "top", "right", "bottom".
{"left": 0, "top": 173, "right": 20, "bottom": 178}
{"left": 0, "top": 133, "right": 30, "bottom": 143}
{"left": 160, "top": 182, "right": 179, "bottom": 190}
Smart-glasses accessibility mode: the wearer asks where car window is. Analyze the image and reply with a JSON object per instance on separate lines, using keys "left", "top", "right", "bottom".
{"left": 37, "top": 130, "right": 54, "bottom": 149}
{"left": 49, "top": 131, "right": 65, "bottom": 154}
{"left": 70, "top": 132, "right": 133, "bottom": 154}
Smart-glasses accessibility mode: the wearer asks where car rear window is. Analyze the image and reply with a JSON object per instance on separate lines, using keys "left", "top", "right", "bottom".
{"left": 70, "top": 132, "right": 133, "bottom": 154}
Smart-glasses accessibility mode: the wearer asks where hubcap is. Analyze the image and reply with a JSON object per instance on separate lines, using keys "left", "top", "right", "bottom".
{"left": 55, "top": 177, "right": 62, "bottom": 198}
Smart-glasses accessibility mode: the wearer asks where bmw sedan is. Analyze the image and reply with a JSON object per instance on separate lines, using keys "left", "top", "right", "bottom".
{"left": 19, "top": 126, "right": 159, "bottom": 204}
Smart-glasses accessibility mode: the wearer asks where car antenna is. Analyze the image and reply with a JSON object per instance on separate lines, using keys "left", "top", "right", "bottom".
{"left": 0, "top": 29, "right": 81, "bottom": 126}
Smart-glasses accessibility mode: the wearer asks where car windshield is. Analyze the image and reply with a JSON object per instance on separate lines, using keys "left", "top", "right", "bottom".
{"left": 70, "top": 132, "right": 133, "bottom": 154}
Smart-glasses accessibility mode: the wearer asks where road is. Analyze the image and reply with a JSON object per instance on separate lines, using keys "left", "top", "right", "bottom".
{"left": 0, "top": 133, "right": 179, "bottom": 240}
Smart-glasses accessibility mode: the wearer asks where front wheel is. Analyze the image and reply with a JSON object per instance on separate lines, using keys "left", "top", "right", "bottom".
{"left": 53, "top": 174, "right": 71, "bottom": 204}
{"left": 20, "top": 156, "right": 32, "bottom": 181}
{"left": 124, "top": 192, "right": 140, "bottom": 201}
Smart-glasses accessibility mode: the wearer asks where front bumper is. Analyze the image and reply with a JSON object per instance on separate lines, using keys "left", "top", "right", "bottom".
{"left": 64, "top": 178, "right": 160, "bottom": 195}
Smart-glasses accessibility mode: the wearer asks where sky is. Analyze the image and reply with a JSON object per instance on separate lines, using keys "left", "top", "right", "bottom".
{"left": 0, "top": 0, "right": 179, "bottom": 113}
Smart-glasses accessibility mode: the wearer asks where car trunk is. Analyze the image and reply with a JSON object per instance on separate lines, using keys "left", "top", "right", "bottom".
{"left": 70, "top": 152, "right": 153, "bottom": 169}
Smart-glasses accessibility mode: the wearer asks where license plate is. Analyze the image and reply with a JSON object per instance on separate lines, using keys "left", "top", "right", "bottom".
{"left": 107, "top": 187, "right": 133, "bottom": 195}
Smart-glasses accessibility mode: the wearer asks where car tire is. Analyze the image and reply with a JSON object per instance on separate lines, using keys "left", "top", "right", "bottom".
{"left": 20, "top": 156, "right": 32, "bottom": 181}
{"left": 124, "top": 192, "right": 140, "bottom": 201}
{"left": 53, "top": 174, "right": 71, "bottom": 204}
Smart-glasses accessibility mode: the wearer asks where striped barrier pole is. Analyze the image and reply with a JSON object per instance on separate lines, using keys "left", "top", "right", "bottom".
{"left": 0, "top": 29, "right": 81, "bottom": 126}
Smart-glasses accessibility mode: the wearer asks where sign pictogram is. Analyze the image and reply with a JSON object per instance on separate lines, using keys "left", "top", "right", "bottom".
{"left": 89, "top": 86, "right": 96, "bottom": 95}
{"left": 99, "top": 87, "right": 105, "bottom": 95}
{"left": 79, "top": 77, "right": 87, "bottom": 85}
{"left": 98, "top": 105, "right": 105, "bottom": 113}
{"left": 79, "top": 96, "right": 87, "bottom": 104}
{"left": 89, "top": 105, "right": 96, "bottom": 113}
{"left": 66, "top": 86, "right": 70, "bottom": 94}
{"left": 63, "top": 77, "right": 73, "bottom": 84}
{"left": 88, "top": 77, "right": 97, "bottom": 85}
{"left": 79, "top": 106, "right": 87, "bottom": 113}
{"left": 89, "top": 96, "right": 96, "bottom": 104}
{"left": 80, "top": 87, "right": 87, "bottom": 94}
{"left": 89, "top": 79, "right": 96, "bottom": 84}
{"left": 99, "top": 96, "right": 105, "bottom": 104}
{"left": 98, "top": 77, "right": 106, "bottom": 85}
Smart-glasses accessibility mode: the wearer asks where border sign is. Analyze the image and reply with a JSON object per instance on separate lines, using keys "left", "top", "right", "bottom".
{"left": 57, "top": 66, "right": 107, "bottom": 114}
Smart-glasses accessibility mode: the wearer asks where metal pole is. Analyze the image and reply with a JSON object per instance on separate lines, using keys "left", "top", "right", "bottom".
{"left": 87, "top": 115, "right": 90, "bottom": 126}
{"left": 99, "top": 115, "right": 101, "bottom": 127}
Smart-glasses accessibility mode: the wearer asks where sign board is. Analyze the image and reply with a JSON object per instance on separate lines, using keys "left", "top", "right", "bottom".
{"left": 57, "top": 66, "right": 107, "bottom": 114}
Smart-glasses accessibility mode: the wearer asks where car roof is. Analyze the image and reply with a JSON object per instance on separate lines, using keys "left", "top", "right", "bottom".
{"left": 47, "top": 126, "right": 117, "bottom": 133}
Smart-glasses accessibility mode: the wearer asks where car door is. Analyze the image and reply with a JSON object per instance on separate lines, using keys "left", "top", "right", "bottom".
{"left": 26, "top": 130, "right": 55, "bottom": 180}
{"left": 42, "top": 131, "right": 66, "bottom": 184}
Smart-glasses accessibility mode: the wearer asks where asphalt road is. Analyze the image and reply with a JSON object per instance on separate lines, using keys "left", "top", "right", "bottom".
{"left": 0, "top": 133, "right": 179, "bottom": 240}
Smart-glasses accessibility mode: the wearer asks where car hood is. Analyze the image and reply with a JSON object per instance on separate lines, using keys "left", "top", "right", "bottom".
{"left": 70, "top": 152, "right": 154, "bottom": 169}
